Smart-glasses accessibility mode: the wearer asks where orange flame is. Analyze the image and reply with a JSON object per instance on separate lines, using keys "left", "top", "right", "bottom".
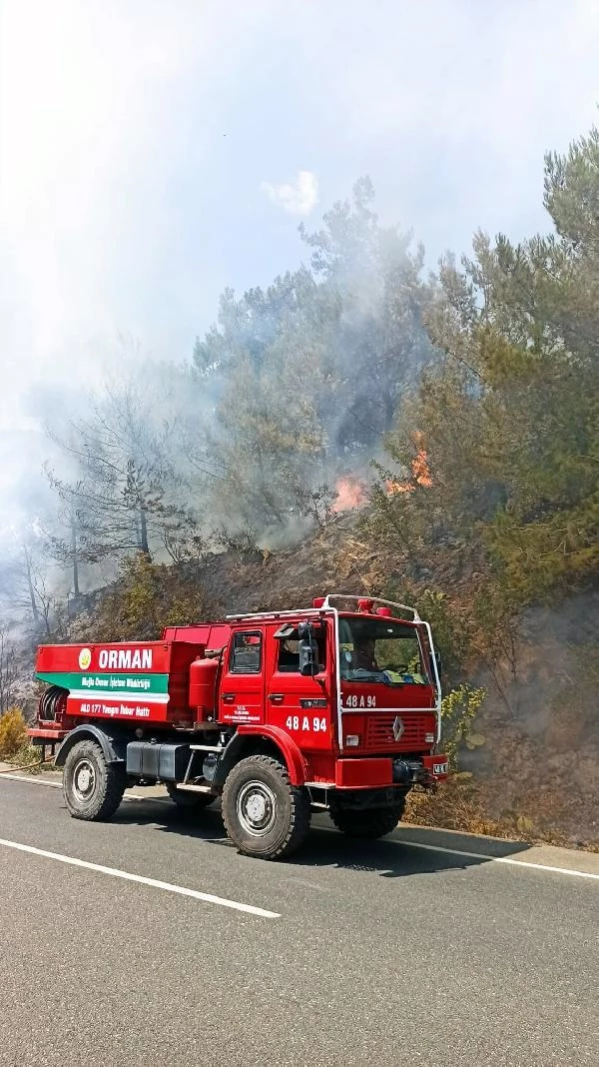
{"left": 386, "top": 432, "right": 432, "bottom": 495}
{"left": 333, "top": 476, "right": 368, "bottom": 513}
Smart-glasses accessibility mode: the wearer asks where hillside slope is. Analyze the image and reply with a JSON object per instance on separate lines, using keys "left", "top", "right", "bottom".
{"left": 189, "top": 514, "right": 599, "bottom": 847}
{"left": 21, "top": 510, "right": 597, "bottom": 850}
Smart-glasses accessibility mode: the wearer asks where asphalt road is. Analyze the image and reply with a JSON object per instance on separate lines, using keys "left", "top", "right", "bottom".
{"left": 0, "top": 776, "right": 597, "bottom": 1067}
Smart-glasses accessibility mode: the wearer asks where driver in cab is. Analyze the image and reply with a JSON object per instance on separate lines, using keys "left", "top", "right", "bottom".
{"left": 353, "top": 637, "right": 379, "bottom": 672}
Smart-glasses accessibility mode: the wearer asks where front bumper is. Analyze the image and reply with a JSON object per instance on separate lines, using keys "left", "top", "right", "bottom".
{"left": 335, "top": 753, "right": 448, "bottom": 789}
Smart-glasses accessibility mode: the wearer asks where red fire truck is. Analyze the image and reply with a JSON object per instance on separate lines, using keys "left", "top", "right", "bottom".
{"left": 29, "top": 594, "right": 448, "bottom": 860}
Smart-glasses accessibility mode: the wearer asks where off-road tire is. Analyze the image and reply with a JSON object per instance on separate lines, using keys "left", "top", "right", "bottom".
{"left": 222, "top": 754, "right": 311, "bottom": 860}
{"left": 63, "top": 739, "right": 126, "bottom": 821}
{"left": 330, "top": 797, "right": 406, "bottom": 840}
{"left": 166, "top": 782, "right": 215, "bottom": 810}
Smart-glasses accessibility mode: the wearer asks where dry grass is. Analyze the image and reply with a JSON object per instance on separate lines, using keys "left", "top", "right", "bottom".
{"left": 406, "top": 778, "right": 599, "bottom": 853}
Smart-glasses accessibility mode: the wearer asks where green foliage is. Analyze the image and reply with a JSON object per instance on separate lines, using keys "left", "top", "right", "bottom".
{"left": 8, "top": 744, "right": 46, "bottom": 771}
{"left": 414, "top": 589, "right": 471, "bottom": 678}
{"left": 440, "top": 685, "right": 487, "bottom": 770}
{"left": 368, "top": 122, "right": 599, "bottom": 619}
{"left": 0, "top": 708, "right": 28, "bottom": 759}
{"left": 378, "top": 584, "right": 471, "bottom": 680}
{"left": 88, "top": 553, "right": 220, "bottom": 642}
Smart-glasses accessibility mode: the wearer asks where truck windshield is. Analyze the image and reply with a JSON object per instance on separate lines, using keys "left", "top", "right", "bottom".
{"left": 338, "top": 617, "right": 428, "bottom": 685}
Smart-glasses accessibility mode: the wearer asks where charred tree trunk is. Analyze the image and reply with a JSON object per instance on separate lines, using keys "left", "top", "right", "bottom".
{"left": 0, "top": 625, "right": 17, "bottom": 714}
{"left": 138, "top": 506, "right": 150, "bottom": 556}
{"left": 71, "top": 516, "right": 80, "bottom": 598}
{"left": 23, "top": 545, "right": 40, "bottom": 627}
{"left": 384, "top": 392, "right": 395, "bottom": 433}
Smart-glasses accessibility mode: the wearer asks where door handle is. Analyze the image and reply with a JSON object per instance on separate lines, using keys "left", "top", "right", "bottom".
{"left": 223, "top": 693, "right": 235, "bottom": 704}
{"left": 269, "top": 694, "right": 284, "bottom": 705}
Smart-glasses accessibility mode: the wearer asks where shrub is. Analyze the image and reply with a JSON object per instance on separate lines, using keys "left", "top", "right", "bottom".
{"left": 0, "top": 708, "right": 28, "bottom": 759}
{"left": 441, "top": 684, "right": 487, "bottom": 770}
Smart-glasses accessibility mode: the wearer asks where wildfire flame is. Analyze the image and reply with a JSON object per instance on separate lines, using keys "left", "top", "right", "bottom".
{"left": 332, "top": 434, "right": 432, "bottom": 512}
{"left": 332, "top": 475, "right": 368, "bottom": 513}
{"left": 386, "top": 431, "right": 432, "bottom": 495}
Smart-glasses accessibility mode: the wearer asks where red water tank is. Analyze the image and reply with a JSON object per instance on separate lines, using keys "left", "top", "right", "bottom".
{"left": 188, "top": 657, "right": 219, "bottom": 722}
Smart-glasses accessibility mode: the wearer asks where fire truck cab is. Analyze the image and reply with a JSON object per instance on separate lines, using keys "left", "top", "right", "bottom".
{"left": 29, "top": 594, "right": 448, "bottom": 860}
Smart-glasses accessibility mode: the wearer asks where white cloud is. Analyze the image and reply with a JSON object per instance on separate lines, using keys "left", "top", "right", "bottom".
{"left": 260, "top": 170, "right": 319, "bottom": 216}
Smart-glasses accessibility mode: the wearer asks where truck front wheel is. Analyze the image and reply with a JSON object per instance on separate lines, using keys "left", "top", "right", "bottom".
{"left": 222, "top": 755, "right": 311, "bottom": 860}
{"left": 63, "top": 739, "right": 126, "bottom": 821}
{"left": 330, "top": 797, "right": 406, "bottom": 840}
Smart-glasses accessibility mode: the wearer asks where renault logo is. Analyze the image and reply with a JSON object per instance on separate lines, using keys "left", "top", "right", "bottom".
{"left": 392, "top": 715, "right": 405, "bottom": 742}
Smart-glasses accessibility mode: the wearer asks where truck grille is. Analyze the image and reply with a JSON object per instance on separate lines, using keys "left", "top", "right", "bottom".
{"left": 364, "top": 713, "right": 433, "bottom": 751}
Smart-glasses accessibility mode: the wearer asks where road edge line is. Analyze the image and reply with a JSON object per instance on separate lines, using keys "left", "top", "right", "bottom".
{"left": 0, "top": 772, "right": 62, "bottom": 788}
{"left": 4, "top": 775, "right": 597, "bottom": 882}
{"left": 399, "top": 839, "right": 599, "bottom": 881}
{"left": 0, "top": 773, "right": 171, "bottom": 803}
{"left": 0, "top": 837, "right": 281, "bottom": 918}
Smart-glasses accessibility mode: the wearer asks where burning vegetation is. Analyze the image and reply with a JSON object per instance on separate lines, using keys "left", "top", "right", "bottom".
{"left": 332, "top": 476, "right": 369, "bottom": 513}
{"left": 386, "top": 432, "right": 433, "bottom": 494}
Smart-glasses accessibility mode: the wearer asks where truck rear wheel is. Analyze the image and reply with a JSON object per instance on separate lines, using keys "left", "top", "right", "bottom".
{"left": 166, "top": 783, "right": 215, "bottom": 810}
{"left": 222, "top": 755, "right": 311, "bottom": 860}
{"left": 330, "top": 797, "right": 406, "bottom": 840}
{"left": 63, "top": 739, "right": 126, "bottom": 821}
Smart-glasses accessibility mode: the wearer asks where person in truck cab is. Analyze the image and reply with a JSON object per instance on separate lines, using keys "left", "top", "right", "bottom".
{"left": 279, "top": 638, "right": 301, "bottom": 671}
{"left": 353, "top": 637, "right": 379, "bottom": 672}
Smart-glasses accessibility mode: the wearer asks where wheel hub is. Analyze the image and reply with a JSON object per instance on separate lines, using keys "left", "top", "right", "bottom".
{"left": 73, "top": 758, "right": 96, "bottom": 801}
{"left": 237, "top": 780, "right": 277, "bottom": 837}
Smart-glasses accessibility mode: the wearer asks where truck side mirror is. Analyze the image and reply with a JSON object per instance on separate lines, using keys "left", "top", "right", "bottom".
{"left": 298, "top": 621, "right": 321, "bottom": 677}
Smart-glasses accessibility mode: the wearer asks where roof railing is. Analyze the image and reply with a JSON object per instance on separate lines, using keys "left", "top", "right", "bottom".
{"left": 226, "top": 594, "right": 420, "bottom": 623}
{"left": 321, "top": 593, "right": 421, "bottom": 621}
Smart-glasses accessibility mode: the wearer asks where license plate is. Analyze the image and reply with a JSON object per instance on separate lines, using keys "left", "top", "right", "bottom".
{"left": 433, "top": 762, "right": 448, "bottom": 776}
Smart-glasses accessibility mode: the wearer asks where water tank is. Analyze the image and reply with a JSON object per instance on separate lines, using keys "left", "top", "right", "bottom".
{"left": 188, "top": 657, "right": 219, "bottom": 722}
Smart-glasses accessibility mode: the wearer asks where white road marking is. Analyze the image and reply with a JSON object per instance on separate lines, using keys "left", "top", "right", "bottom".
{"left": 399, "top": 840, "right": 599, "bottom": 882}
{"left": 315, "top": 822, "right": 599, "bottom": 882}
{"left": 3, "top": 775, "right": 598, "bottom": 883}
{"left": 0, "top": 774, "right": 171, "bottom": 802}
{"left": 0, "top": 837, "right": 280, "bottom": 918}
{"left": 0, "top": 773, "right": 62, "bottom": 787}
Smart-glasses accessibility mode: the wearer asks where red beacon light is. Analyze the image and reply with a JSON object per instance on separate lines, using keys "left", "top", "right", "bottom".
{"left": 312, "top": 597, "right": 326, "bottom": 608}
{"left": 358, "top": 598, "right": 374, "bottom": 613}
{"left": 376, "top": 606, "right": 392, "bottom": 618}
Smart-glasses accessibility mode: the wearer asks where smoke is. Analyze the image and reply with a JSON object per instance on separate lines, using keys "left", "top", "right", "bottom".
{"left": 464, "top": 591, "right": 599, "bottom": 839}
{"left": 1, "top": 0, "right": 599, "bottom": 617}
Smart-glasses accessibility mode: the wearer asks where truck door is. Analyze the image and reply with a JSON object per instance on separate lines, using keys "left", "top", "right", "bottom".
{"left": 219, "top": 629, "right": 265, "bottom": 726}
{"left": 265, "top": 619, "right": 333, "bottom": 752}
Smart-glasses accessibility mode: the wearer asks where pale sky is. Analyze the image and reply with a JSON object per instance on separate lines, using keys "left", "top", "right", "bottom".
{"left": 1, "top": 0, "right": 599, "bottom": 510}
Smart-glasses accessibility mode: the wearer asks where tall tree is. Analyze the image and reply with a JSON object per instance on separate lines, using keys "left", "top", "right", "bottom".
{"left": 192, "top": 179, "right": 436, "bottom": 533}
{"left": 300, "top": 177, "right": 438, "bottom": 445}
{"left": 46, "top": 367, "right": 201, "bottom": 568}
{"left": 370, "top": 125, "right": 599, "bottom": 606}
